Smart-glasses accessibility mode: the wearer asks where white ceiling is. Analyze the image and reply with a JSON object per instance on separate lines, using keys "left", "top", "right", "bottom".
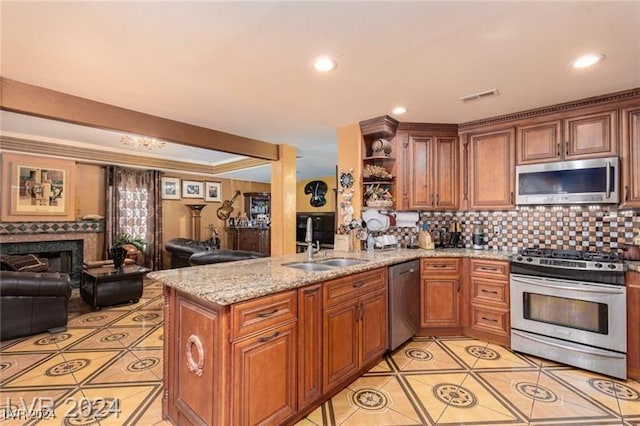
{"left": 1, "top": 1, "right": 639, "bottom": 183}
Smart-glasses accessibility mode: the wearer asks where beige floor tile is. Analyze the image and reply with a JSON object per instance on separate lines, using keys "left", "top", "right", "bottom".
{"left": 0, "top": 352, "right": 53, "bottom": 382}
{"left": 303, "top": 404, "right": 325, "bottom": 425}
{"left": 0, "top": 388, "right": 71, "bottom": 425}
{"left": 86, "top": 349, "right": 163, "bottom": 384}
{"left": 340, "top": 406, "right": 422, "bottom": 425}
{"left": 327, "top": 387, "right": 360, "bottom": 425}
{"left": 67, "top": 310, "right": 128, "bottom": 328}
{"left": 66, "top": 327, "right": 141, "bottom": 350}
{"left": 378, "top": 376, "right": 424, "bottom": 423}
{"left": 528, "top": 372, "right": 620, "bottom": 422}
{"left": 404, "top": 373, "right": 466, "bottom": 423}
{"left": 3, "top": 350, "right": 121, "bottom": 388}
{"left": 476, "top": 370, "right": 541, "bottom": 417}
{"left": 47, "top": 385, "right": 159, "bottom": 425}
{"left": 0, "top": 329, "right": 95, "bottom": 352}
{"left": 295, "top": 418, "right": 320, "bottom": 425}
{"left": 110, "top": 310, "right": 163, "bottom": 327}
{"left": 440, "top": 339, "right": 532, "bottom": 371}
{"left": 347, "top": 374, "right": 395, "bottom": 393}
{"left": 138, "top": 298, "right": 164, "bottom": 311}
{"left": 391, "top": 340, "right": 466, "bottom": 372}
{"left": 132, "top": 325, "right": 164, "bottom": 349}
{"left": 547, "top": 368, "right": 626, "bottom": 414}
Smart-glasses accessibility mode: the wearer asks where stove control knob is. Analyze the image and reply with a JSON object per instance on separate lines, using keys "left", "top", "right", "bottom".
{"left": 607, "top": 263, "right": 617, "bottom": 269}
{"left": 526, "top": 257, "right": 533, "bottom": 262}
{"left": 516, "top": 256, "right": 523, "bottom": 262}
{"left": 594, "top": 263, "right": 603, "bottom": 268}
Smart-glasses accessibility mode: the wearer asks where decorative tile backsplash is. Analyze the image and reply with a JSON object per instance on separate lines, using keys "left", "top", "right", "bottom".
{"left": 380, "top": 206, "right": 640, "bottom": 253}
{"left": 0, "top": 220, "right": 104, "bottom": 235}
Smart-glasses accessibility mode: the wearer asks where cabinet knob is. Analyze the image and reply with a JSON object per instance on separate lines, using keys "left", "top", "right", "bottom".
{"left": 556, "top": 142, "right": 561, "bottom": 157}
{"left": 625, "top": 185, "right": 630, "bottom": 201}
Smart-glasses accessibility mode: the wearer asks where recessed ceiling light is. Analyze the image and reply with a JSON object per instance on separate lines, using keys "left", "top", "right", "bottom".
{"left": 571, "top": 53, "right": 605, "bottom": 69}
{"left": 392, "top": 106, "right": 407, "bottom": 115}
{"left": 313, "top": 56, "right": 337, "bottom": 72}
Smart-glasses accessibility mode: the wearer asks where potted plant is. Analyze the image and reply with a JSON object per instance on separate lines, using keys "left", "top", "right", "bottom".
{"left": 111, "top": 233, "right": 146, "bottom": 269}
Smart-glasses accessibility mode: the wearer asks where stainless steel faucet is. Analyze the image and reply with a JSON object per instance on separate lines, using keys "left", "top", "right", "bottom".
{"left": 305, "top": 217, "right": 320, "bottom": 261}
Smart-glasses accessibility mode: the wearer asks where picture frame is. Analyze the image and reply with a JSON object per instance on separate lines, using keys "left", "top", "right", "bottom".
{"left": 204, "top": 181, "right": 222, "bottom": 202}
{"left": 182, "top": 180, "right": 204, "bottom": 199}
{"left": 1, "top": 153, "right": 76, "bottom": 221}
{"left": 161, "top": 177, "right": 181, "bottom": 200}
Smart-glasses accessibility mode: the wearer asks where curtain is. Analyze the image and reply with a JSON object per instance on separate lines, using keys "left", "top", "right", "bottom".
{"left": 105, "top": 166, "right": 163, "bottom": 270}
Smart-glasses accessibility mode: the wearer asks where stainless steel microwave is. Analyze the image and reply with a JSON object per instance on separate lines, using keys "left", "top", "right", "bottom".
{"left": 515, "top": 156, "right": 619, "bottom": 205}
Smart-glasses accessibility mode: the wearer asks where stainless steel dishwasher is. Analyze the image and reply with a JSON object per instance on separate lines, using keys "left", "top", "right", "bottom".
{"left": 388, "top": 260, "right": 420, "bottom": 351}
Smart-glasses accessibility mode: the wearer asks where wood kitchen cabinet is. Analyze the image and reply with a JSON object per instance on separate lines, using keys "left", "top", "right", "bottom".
{"left": 464, "top": 259, "right": 510, "bottom": 346}
{"left": 322, "top": 268, "right": 387, "bottom": 392}
{"left": 420, "top": 258, "right": 461, "bottom": 332}
{"left": 627, "top": 270, "right": 640, "bottom": 380}
{"left": 621, "top": 106, "right": 640, "bottom": 207}
{"left": 230, "top": 290, "right": 298, "bottom": 425}
{"left": 297, "top": 284, "right": 323, "bottom": 410}
{"left": 464, "top": 128, "right": 515, "bottom": 210}
{"left": 516, "top": 108, "right": 618, "bottom": 165}
{"left": 407, "top": 134, "right": 458, "bottom": 210}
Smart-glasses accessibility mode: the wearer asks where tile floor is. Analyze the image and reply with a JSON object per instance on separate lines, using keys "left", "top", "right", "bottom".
{"left": 1, "top": 280, "right": 639, "bottom": 425}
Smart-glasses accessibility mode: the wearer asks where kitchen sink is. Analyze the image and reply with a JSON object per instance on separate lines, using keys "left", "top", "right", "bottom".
{"left": 282, "top": 258, "right": 368, "bottom": 272}
{"left": 318, "top": 258, "right": 369, "bottom": 267}
{"left": 282, "top": 262, "right": 335, "bottom": 272}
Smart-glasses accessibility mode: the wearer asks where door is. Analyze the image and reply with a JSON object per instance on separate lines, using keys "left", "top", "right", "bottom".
{"left": 622, "top": 107, "right": 640, "bottom": 207}
{"left": 298, "top": 285, "right": 323, "bottom": 408}
{"left": 468, "top": 128, "right": 515, "bottom": 209}
{"left": 421, "top": 278, "right": 460, "bottom": 328}
{"left": 323, "top": 301, "right": 359, "bottom": 391}
{"left": 433, "top": 137, "right": 458, "bottom": 210}
{"left": 564, "top": 110, "right": 617, "bottom": 159}
{"left": 408, "top": 135, "right": 433, "bottom": 208}
{"left": 517, "top": 120, "right": 562, "bottom": 164}
{"left": 231, "top": 322, "right": 297, "bottom": 426}
{"left": 359, "top": 289, "right": 388, "bottom": 365}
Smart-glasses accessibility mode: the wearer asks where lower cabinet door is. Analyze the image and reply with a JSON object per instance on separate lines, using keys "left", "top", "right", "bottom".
{"left": 421, "top": 278, "right": 460, "bottom": 328}
{"left": 323, "top": 301, "right": 359, "bottom": 391}
{"left": 232, "top": 321, "right": 297, "bottom": 426}
{"left": 360, "top": 289, "right": 388, "bottom": 365}
{"left": 298, "top": 285, "right": 323, "bottom": 409}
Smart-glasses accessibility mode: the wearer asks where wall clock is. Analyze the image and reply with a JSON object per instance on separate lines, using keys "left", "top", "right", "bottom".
{"left": 339, "top": 172, "right": 354, "bottom": 189}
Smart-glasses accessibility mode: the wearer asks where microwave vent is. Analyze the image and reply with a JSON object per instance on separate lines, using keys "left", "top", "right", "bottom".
{"left": 459, "top": 89, "right": 500, "bottom": 103}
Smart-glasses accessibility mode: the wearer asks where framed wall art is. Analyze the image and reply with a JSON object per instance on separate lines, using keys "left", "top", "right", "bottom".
{"left": 182, "top": 180, "right": 204, "bottom": 199}
{"left": 161, "top": 177, "right": 181, "bottom": 200}
{"left": 1, "top": 153, "right": 76, "bottom": 221}
{"left": 205, "top": 181, "right": 222, "bottom": 202}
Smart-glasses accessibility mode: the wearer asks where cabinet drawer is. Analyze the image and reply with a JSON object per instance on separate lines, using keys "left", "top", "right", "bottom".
{"left": 470, "top": 259, "right": 509, "bottom": 279}
{"left": 470, "top": 305, "right": 509, "bottom": 337}
{"left": 471, "top": 278, "right": 508, "bottom": 307}
{"left": 421, "top": 258, "right": 461, "bottom": 275}
{"left": 231, "top": 290, "right": 297, "bottom": 340}
{"left": 323, "top": 268, "right": 386, "bottom": 307}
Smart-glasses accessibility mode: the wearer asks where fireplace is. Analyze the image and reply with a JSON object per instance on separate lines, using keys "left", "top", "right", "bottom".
{"left": 0, "top": 219, "right": 104, "bottom": 288}
{"left": 1, "top": 239, "right": 84, "bottom": 286}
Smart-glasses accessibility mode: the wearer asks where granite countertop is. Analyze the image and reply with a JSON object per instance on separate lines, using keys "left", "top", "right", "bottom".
{"left": 627, "top": 261, "right": 640, "bottom": 273}
{"left": 148, "top": 248, "right": 513, "bottom": 306}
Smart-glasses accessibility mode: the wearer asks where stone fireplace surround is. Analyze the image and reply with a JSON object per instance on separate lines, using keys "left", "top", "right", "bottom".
{"left": 0, "top": 220, "right": 103, "bottom": 287}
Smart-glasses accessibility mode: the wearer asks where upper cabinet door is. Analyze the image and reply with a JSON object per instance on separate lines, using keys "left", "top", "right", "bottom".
{"left": 468, "top": 128, "right": 515, "bottom": 210}
{"left": 621, "top": 106, "right": 640, "bottom": 207}
{"left": 408, "top": 135, "right": 434, "bottom": 209}
{"left": 516, "top": 120, "right": 562, "bottom": 164}
{"left": 564, "top": 109, "right": 618, "bottom": 159}
{"left": 433, "top": 137, "right": 459, "bottom": 210}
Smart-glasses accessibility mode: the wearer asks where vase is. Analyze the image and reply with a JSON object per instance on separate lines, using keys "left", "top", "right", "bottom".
{"left": 110, "top": 247, "right": 128, "bottom": 269}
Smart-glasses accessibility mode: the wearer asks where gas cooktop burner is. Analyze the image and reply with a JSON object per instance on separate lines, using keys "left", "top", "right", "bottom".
{"left": 512, "top": 248, "right": 627, "bottom": 274}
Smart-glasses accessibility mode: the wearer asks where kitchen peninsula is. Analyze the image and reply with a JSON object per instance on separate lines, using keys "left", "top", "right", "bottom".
{"left": 149, "top": 248, "right": 512, "bottom": 425}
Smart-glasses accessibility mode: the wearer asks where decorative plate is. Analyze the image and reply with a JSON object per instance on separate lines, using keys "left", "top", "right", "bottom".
{"left": 340, "top": 171, "right": 354, "bottom": 189}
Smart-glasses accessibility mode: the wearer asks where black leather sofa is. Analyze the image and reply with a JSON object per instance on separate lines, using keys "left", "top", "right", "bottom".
{"left": 165, "top": 238, "right": 266, "bottom": 268}
{"left": 0, "top": 271, "right": 72, "bottom": 341}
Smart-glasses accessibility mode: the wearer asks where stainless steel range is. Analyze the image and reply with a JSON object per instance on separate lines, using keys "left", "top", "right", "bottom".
{"left": 510, "top": 248, "right": 628, "bottom": 379}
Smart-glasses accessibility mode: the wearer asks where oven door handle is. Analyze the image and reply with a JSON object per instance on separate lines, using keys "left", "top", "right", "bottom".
{"left": 512, "top": 330, "right": 626, "bottom": 359}
{"left": 511, "top": 276, "right": 624, "bottom": 295}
